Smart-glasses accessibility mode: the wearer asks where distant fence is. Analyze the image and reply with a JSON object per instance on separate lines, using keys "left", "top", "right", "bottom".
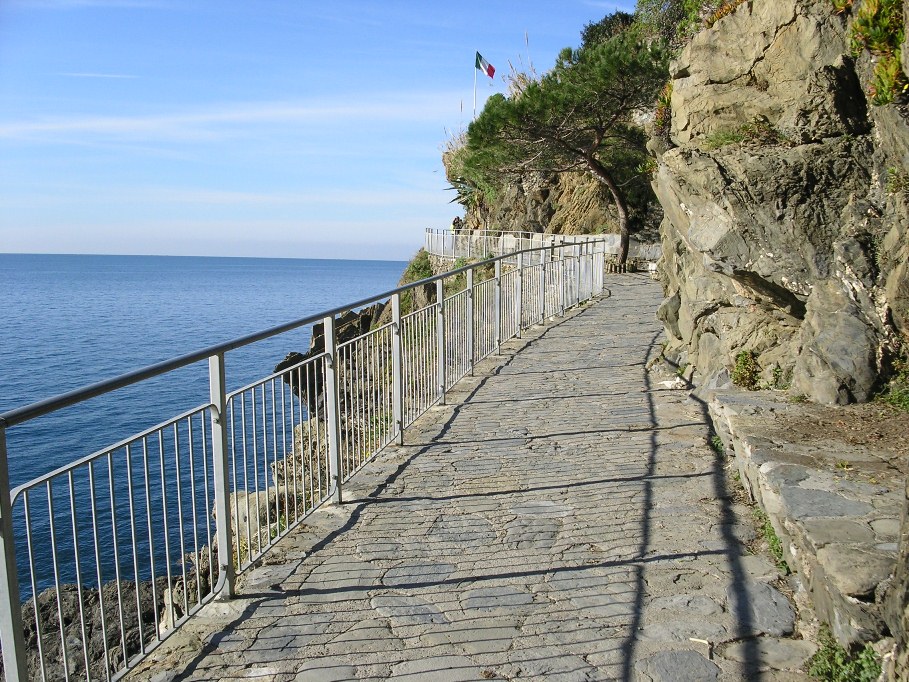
{"left": 424, "top": 228, "right": 662, "bottom": 262}
{"left": 0, "top": 240, "right": 611, "bottom": 681}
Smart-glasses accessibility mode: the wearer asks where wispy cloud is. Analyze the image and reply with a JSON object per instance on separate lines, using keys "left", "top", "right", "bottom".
{"left": 11, "top": 0, "right": 167, "bottom": 8}
{"left": 0, "top": 93, "right": 460, "bottom": 142}
{"left": 57, "top": 72, "right": 138, "bottom": 79}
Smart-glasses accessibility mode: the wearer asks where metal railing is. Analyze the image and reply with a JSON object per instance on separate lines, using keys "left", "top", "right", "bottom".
{"left": 424, "top": 228, "right": 664, "bottom": 263}
{"left": 0, "top": 240, "right": 608, "bottom": 681}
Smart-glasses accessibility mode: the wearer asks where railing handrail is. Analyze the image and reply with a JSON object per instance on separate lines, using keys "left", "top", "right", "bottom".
{"left": 0, "top": 242, "right": 598, "bottom": 429}
{"left": 0, "top": 237, "right": 610, "bottom": 681}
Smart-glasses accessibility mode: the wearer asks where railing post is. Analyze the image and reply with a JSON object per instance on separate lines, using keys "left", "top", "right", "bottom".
{"left": 0, "top": 428, "right": 28, "bottom": 682}
{"left": 208, "top": 353, "right": 236, "bottom": 598}
{"left": 540, "top": 246, "right": 549, "bottom": 320}
{"left": 575, "top": 243, "right": 582, "bottom": 306}
{"left": 323, "top": 315, "right": 343, "bottom": 504}
{"left": 516, "top": 251, "right": 524, "bottom": 337}
{"left": 466, "top": 268, "right": 475, "bottom": 375}
{"left": 558, "top": 244, "right": 566, "bottom": 316}
{"left": 494, "top": 259, "right": 502, "bottom": 355}
{"left": 391, "top": 293, "right": 404, "bottom": 445}
{"left": 436, "top": 279, "right": 446, "bottom": 405}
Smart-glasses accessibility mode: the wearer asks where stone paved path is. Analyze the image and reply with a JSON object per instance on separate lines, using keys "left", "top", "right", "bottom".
{"left": 137, "top": 275, "right": 813, "bottom": 681}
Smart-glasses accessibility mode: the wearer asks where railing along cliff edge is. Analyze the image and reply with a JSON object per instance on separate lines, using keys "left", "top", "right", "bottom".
{"left": 424, "top": 228, "right": 664, "bottom": 262}
{"left": 0, "top": 240, "right": 608, "bottom": 680}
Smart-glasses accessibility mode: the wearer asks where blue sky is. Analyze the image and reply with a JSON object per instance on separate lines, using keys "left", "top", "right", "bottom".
{"left": 0, "top": 0, "right": 631, "bottom": 260}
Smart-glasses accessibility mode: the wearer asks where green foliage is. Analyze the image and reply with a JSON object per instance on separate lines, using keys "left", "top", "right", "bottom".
{"left": 886, "top": 166, "right": 909, "bottom": 194}
{"left": 710, "top": 435, "right": 725, "bottom": 454}
{"left": 704, "top": 116, "right": 789, "bottom": 149}
{"left": 878, "top": 353, "right": 909, "bottom": 411}
{"left": 582, "top": 11, "right": 636, "bottom": 46}
{"left": 399, "top": 249, "right": 434, "bottom": 315}
{"left": 704, "top": 129, "right": 746, "bottom": 149}
{"left": 464, "top": 25, "right": 668, "bottom": 261}
{"left": 752, "top": 507, "right": 790, "bottom": 574}
{"left": 401, "top": 249, "right": 433, "bottom": 284}
{"left": 704, "top": 0, "right": 747, "bottom": 28}
{"left": 847, "top": 0, "right": 907, "bottom": 105}
{"left": 653, "top": 80, "right": 673, "bottom": 141}
{"left": 808, "top": 626, "right": 881, "bottom": 682}
{"left": 870, "top": 53, "right": 907, "bottom": 104}
{"left": 732, "top": 350, "right": 761, "bottom": 390}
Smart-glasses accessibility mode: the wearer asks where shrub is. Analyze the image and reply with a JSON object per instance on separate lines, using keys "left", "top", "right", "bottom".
{"left": 808, "top": 626, "right": 881, "bottom": 681}
{"left": 731, "top": 351, "right": 761, "bottom": 389}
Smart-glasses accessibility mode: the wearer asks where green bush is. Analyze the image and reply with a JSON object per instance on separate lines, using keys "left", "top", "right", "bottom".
{"left": 808, "top": 626, "right": 881, "bottom": 682}
{"left": 731, "top": 350, "right": 761, "bottom": 390}
{"left": 878, "top": 354, "right": 909, "bottom": 411}
{"left": 401, "top": 249, "right": 433, "bottom": 284}
{"left": 846, "top": 0, "right": 908, "bottom": 105}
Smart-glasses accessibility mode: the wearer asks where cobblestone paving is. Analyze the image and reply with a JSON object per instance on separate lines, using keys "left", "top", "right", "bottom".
{"left": 137, "top": 275, "right": 812, "bottom": 681}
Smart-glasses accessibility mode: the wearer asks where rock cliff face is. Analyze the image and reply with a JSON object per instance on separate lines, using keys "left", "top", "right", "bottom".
{"left": 447, "top": 166, "right": 662, "bottom": 242}
{"left": 652, "top": 0, "right": 909, "bottom": 405}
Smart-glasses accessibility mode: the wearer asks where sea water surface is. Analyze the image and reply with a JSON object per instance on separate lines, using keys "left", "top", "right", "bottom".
{"left": 0, "top": 254, "right": 406, "bottom": 489}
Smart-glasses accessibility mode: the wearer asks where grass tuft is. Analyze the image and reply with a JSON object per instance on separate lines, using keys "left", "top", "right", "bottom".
{"left": 808, "top": 626, "right": 881, "bottom": 681}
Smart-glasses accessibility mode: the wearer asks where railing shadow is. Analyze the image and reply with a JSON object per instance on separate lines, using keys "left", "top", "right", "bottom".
{"left": 158, "top": 279, "right": 763, "bottom": 682}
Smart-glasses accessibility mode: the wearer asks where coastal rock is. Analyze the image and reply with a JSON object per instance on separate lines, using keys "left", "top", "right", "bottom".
{"left": 653, "top": 0, "right": 909, "bottom": 404}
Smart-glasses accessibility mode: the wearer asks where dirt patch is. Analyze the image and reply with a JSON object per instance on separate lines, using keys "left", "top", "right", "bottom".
{"left": 769, "top": 401, "right": 909, "bottom": 476}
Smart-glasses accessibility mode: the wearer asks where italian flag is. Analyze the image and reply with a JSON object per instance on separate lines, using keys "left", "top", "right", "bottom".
{"left": 475, "top": 52, "right": 495, "bottom": 79}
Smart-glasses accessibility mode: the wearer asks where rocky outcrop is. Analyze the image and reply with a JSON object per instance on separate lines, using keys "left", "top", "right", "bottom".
{"left": 447, "top": 166, "right": 663, "bottom": 243}
{"left": 653, "top": 0, "right": 909, "bottom": 405}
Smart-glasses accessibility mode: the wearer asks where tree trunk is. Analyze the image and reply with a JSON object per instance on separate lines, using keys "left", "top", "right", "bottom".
{"left": 584, "top": 155, "right": 630, "bottom": 265}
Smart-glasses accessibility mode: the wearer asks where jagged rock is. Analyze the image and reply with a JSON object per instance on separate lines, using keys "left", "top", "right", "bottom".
{"left": 5, "top": 578, "right": 168, "bottom": 680}
{"left": 654, "top": 0, "right": 909, "bottom": 404}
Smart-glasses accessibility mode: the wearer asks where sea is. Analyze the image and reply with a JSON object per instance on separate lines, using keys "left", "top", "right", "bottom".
{"left": 0, "top": 253, "right": 406, "bottom": 488}
{"left": 0, "top": 254, "right": 406, "bottom": 595}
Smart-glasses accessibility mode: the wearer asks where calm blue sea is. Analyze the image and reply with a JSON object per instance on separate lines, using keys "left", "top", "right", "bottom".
{"left": 0, "top": 254, "right": 406, "bottom": 489}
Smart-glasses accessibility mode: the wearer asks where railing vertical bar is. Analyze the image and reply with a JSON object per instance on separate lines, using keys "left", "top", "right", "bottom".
{"left": 0, "top": 427, "right": 28, "bottom": 682}
{"left": 516, "top": 252, "right": 524, "bottom": 337}
{"left": 391, "top": 293, "right": 404, "bottom": 445}
{"left": 87, "top": 462, "right": 112, "bottom": 680}
{"left": 259, "top": 383, "right": 271, "bottom": 546}
{"left": 288, "top": 368, "right": 299, "bottom": 523}
{"left": 269, "top": 379, "right": 278, "bottom": 535}
{"left": 173, "top": 423, "right": 188, "bottom": 619}
{"left": 67, "top": 470, "right": 92, "bottom": 677}
{"left": 466, "top": 269, "right": 475, "bottom": 376}
{"left": 23, "top": 489, "right": 48, "bottom": 682}
{"left": 238, "top": 399, "right": 251, "bottom": 564}
{"left": 106, "top": 452, "right": 127, "bottom": 676}
{"left": 46, "top": 481, "right": 71, "bottom": 681}
{"left": 157, "top": 432, "right": 174, "bottom": 631}
{"left": 436, "top": 280, "right": 446, "bottom": 405}
{"left": 279, "top": 379, "right": 289, "bottom": 530}
{"left": 124, "top": 444, "right": 145, "bottom": 655}
{"left": 141, "top": 437, "right": 161, "bottom": 640}
{"left": 323, "top": 315, "right": 343, "bottom": 504}
{"left": 187, "top": 416, "right": 202, "bottom": 609}
{"left": 208, "top": 353, "right": 235, "bottom": 597}
{"left": 251, "top": 389, "right": 262, "bottom": 556}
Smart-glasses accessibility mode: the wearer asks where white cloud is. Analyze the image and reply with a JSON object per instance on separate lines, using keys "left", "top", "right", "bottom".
{"left": 57, "top": 72, "right": 138, "bottom": 79}
{"left": 0, "top": 93, "right": 462, "bottom": 143}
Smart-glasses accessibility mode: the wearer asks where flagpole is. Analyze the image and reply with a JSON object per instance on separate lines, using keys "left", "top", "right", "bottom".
{"left": 473, "top": 62, "right": 477, "bottom": 120}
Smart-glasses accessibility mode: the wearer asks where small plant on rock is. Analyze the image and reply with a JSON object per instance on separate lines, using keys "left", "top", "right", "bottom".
{"left": 704, "top": 0, "right": 747, "bottom": 27}
{"left": 878, "top": 353, "right": 909, "bottom": 411}
{"left": 886, "top": 166, "right": 909, "bottom": 194}
{"left": 731, "top": 350, "right": 761, "bottom": 390}
{"left": 653, "top": 81, "right": 673, "bottom": 142}
{"left": 752, "top": 507, "right": 790, "bottom": 574}
{"left": 848, "top": 0, "right": 908, "bottom": 105}
{"left": 808, "top": 626, "right": 881, "bottom": 682}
